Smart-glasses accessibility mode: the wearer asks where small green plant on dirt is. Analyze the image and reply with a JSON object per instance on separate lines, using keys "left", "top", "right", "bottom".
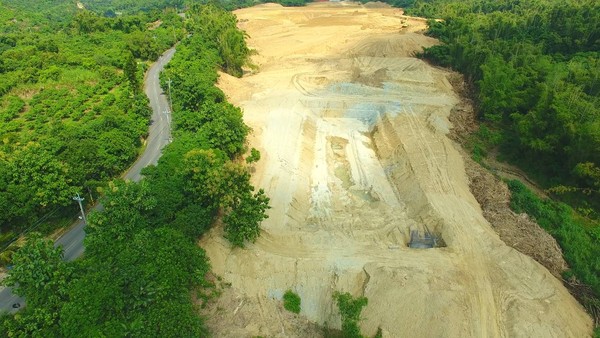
{"left": 283, "top": 290, "right": 301, "bottom": 314}
{"left": 333, "top": 291, "right": 368, "bottom": 338}
{"left": 246, "top": 148, "right": 261, "bottom": 164}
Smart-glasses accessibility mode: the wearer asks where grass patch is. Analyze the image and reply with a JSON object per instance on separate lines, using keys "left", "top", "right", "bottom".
{"left": 507, "top": 179, "right": 600, "bottom": 324}
{"left": 283, "top": 290, "right": 301, "bottom": 314}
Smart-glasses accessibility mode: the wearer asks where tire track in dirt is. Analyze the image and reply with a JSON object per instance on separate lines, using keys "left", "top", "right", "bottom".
{"left": 384, "top": 108, "right": 503, "bottom": 336}
{"left": 404, "top": 105, "right": 452, "bottom": 193}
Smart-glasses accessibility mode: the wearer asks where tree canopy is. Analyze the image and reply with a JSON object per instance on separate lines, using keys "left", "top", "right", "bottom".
{"left": 0, "top": 2, "right": 185, "bottom": 241}
{"left": 408, "top": 0, "right": 600, "bottom": 203}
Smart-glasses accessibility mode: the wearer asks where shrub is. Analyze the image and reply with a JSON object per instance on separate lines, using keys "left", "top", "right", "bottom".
{"left": 283, "top": 290, "right": 301, "bottom": 314}
{"left": 333, "top": 291, "right": 368, "bottom": 338}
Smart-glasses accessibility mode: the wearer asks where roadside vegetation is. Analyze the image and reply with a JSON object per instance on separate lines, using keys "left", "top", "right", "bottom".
{"left": 1, "top": 2, "right": 267, "bottom": 336}
{"left": 160, "top": 3, "right": 270, "bottom": 248}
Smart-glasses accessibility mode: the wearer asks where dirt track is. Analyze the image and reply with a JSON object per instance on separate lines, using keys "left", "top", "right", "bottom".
{"left": 200, "top": 3, "right": 593, "bottom": 337}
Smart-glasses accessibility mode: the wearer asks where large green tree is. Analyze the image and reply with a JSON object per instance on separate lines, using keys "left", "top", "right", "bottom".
{"left": 2, "top": 233, "right": 72, "bottom": 336}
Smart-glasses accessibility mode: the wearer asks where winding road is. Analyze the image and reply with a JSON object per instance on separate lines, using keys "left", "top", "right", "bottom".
{"left": 0, "top": 47, "right": 176, "bottom": 313}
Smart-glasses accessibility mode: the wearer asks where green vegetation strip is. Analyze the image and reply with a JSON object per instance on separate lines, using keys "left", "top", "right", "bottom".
{"left": 508, "top": 180, "right": 600, "bottom": 322}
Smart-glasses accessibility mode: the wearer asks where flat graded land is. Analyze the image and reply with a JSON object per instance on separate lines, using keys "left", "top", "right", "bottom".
{"left": 200, "top": 3, "right": 593, "bottom": 337}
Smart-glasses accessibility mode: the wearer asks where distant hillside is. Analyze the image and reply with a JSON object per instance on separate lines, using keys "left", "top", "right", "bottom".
{"left": 0, "top": 0, "right": 77, "bottom": 26}
{"left": 81, "top": 0, "right": 184, "bottom": 15}
{"left": 1, "top": 0, "right": 183, "bottom": 18}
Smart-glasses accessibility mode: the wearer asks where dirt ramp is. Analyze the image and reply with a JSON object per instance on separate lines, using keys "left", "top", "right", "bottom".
{"left": 348, "top": 33, "right": 439, "bottom": 58}
{"left": 361, "top": 261, "right": 473, "bottom": 337}
{"left": 369, "top": 103, "right": 591, "bottom": 337}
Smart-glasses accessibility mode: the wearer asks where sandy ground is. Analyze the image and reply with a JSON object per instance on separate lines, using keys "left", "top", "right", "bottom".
{"left": 199, "top": 3, "right": 593, "bottom": 337}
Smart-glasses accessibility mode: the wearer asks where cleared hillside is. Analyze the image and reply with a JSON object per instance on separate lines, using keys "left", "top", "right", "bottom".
{"left": 200, "top": 3, "right": 593, "bottom": 337}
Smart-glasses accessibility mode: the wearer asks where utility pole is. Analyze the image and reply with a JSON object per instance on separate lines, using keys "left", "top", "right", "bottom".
{"left": 73, "top": 193, "right": 87, "bottom": 225}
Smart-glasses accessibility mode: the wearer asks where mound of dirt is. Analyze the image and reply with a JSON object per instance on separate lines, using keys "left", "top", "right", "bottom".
{"left": 202, "top": 3, "right": 593, "bottom": 337}
{"left": 362, "top": 1, "right": 392, "bottom": 9}
{"left": 468, "top": 160, "right": 569, "bottom": 275}
{"left": 254, "top": 2, "right": 284, "bottom": 8}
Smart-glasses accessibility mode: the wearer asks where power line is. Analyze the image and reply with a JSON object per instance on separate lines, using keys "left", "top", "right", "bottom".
{"left": 0, "top": 207, "right": 60, "bottom": 252}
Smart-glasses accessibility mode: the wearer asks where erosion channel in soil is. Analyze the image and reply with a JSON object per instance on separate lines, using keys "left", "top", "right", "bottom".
{"left": 199, "top": 3, "right": 593, "bottom": 337}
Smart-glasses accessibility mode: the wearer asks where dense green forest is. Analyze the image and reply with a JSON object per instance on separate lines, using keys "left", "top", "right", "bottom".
{"left": 1, "top": 0, "right": 185, "bottom": 16}
{"left": 81, "top": 0, "right": 185, "bottom": 15}
{"left": 1, "top": 2, "right": 266, "bottom": 335}
{"left": 412, "top": 0, "right": 600, "bottom": 211}
{"left": 0, "top": 1, "right": 185, "bottom": 253}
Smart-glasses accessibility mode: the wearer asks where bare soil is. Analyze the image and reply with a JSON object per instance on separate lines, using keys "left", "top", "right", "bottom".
{"left": 199, "top": 3, "right": 593, "bottom": 337}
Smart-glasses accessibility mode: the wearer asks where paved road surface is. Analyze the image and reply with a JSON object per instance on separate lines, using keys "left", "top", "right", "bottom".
{"left": 0, "top": 47, "right": 176, "bottom": 314}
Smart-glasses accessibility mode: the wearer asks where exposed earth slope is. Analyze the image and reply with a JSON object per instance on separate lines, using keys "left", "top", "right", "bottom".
{"left": 200, "top": 3, "right": 593, "bottom": 337}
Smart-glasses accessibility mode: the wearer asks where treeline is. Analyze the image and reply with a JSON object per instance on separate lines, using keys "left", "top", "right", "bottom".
{"left": 410, "top": 0, "right": 600, "bottom": 211}
{"left": 357, "top": 0, "right": 416, "bottom": 9}
{"left": 2, "top": 4, "right": 266, "bottom": 336}
{"left": 82, "top": 0, "right": 185, "bottom": 15}
{"left": 148, "top": 2, "right": 270, "bottom": 248}
{"left": 0, "top": 4, "right": 184, "bottom": 245}
{"left": 3, "top": 0, "right": 184, "bottom": 18}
